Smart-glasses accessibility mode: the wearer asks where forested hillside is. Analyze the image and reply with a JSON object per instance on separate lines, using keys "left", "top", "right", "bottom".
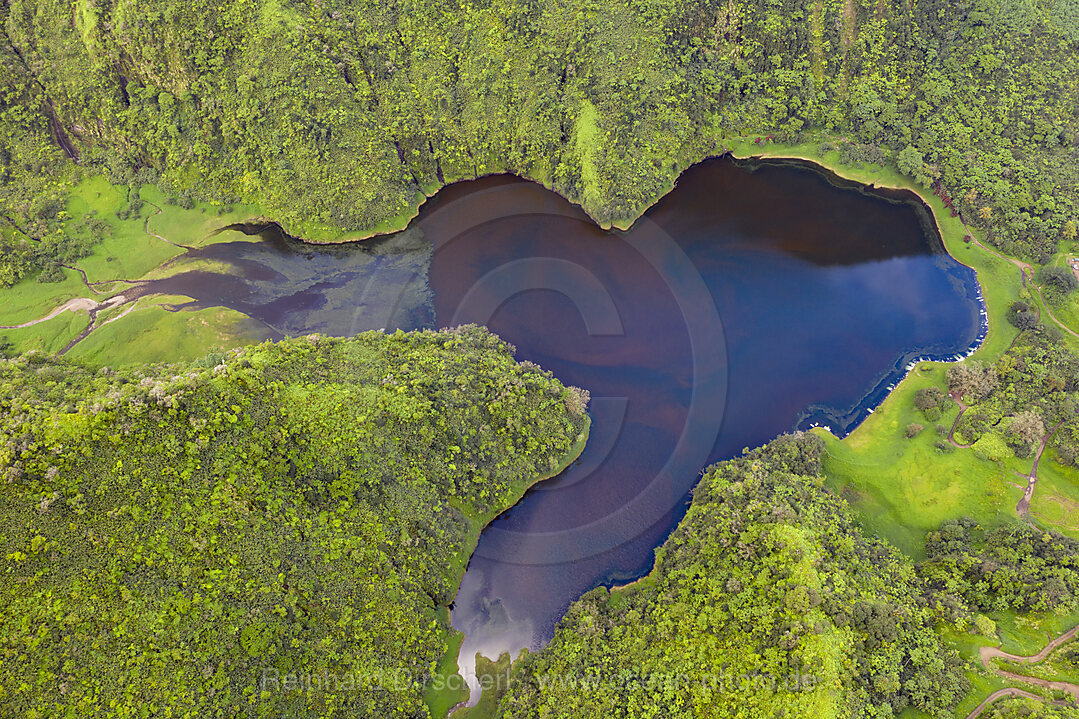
{"left": 3, "top": 0, "right": 1079, "bottom": 274}
{"left": 498, "top": 434, "right": 972, "bottom": 719}
{"left": 0, "top": 326, "right": 589, "bottom": 717}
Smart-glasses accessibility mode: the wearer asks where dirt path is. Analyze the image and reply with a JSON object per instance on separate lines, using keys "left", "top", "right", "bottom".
{"left": 1036, "top": 291, "right": 1079, "bottom": 340}
{"left": 965, "top": 687, "right": 1073, "bottom": 719}
{"left": 965, "top": 231, "right": 1032, "bottom": 275}
{"left": 981, "top": 626, "right": 1079, "bottom": 666}
{"left": 964, "top": 625, "right": 1079, "bottom": 718}
{"left": 947, "top": 390, "right": 973, "bottom": 448}
{"left": 992, "top": 668, "right": 1079, "bottom": 700}
{"left": 966, "top": 234, "right": 1079, "bottom": 340}
{"left": 1016, "top": 418, "right": 1065, "bottom": 516}
{"left": 0, "top": 298, "right": 101, "bottom": 329}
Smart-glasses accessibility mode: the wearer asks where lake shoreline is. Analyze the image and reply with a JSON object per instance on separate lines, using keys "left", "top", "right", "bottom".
{"left": 425, "top": 418, "right": 591, "bottom": 716}
{"left": 251, "top": 137, "right": 982, "bottom": 258}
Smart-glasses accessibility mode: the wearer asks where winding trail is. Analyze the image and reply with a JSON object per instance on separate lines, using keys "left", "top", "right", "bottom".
{"left": 980, "top": 626, "right": 1079, "bottom": 666}
{"left": 1016, "top": 418, "right": 1066, "bottom": 517}
{"left": 0, "top": 298, "right": 101, "bottom": 329}
{"left": 965, "top": 233, "right": 1079, "bottom": 340}
{"left": 965, "top": 688, "right": 1074, "bottom": 719}
{"left": 947, "top": 390, "right": 973, "bottom": 448}
{"left": 965, "top": 625, "right": 1079, "bottom": 719}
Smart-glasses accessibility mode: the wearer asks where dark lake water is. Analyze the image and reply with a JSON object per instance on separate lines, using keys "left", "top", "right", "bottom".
{"left": 143, "top": 157, "right": 985, "bottom": 696}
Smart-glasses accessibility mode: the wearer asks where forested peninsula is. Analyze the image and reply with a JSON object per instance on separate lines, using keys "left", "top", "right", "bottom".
{"left": 0, "top": 327, "right": 589, "bottom": 717}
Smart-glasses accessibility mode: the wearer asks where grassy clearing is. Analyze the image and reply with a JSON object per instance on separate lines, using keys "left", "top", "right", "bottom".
{"left": 0, "top": 267, "right": 87, "bottom": 328}
{"left": 139, "top": 184, "right": 263, "bottom": 249}
{"left": 65, "top": 177, "right": 261, "bottom": 285}
{"left": 64, "top": 176, "right": 180, "bottom": 284}
{"left": 423, "top": 611, "right": 470, "bottom": 719}
{"left": 65, "top": 298, "right": 271, "bottom": 366}
{"left": 1029, "top": 453, "right": 1079, "bottom": 537}
{"left": 1, "top": 310, "right": 90, "bottom": 355}
{"left": 819, "top": 402, "right": 1025, "bottom": 560}
{"left": 0, "top": 177, "right": 270, "bottom": 361}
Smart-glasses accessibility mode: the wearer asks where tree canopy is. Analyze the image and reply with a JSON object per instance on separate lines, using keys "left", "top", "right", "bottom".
{"left": 2, "top": 0, "right": 1079, "bottom": 279}
{"left": 0, "top": 326, "right": 588, "bottom": 717}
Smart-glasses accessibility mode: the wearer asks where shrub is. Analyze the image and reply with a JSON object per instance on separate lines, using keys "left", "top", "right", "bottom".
{"left": 1006, "top": 300, "right": 1039, "bottom": 330}
{"left": 973, "top": 614, "right": 997, "bottom": 639}
{"left": 1011, "top": 411, "right": 1045, "bottom": 443}
{"left": 914, "top": 387, "right": 944, "bottom": 411}
{"left": 906, "top": 423, "right": 924, "bottom": 438}
{"left": 972, "top": 432, "right": 1010, "bottom": 462}
{"left": 1038, "top": 266, "right": 1079, "bottom": 294}
{"left": 947, "top": 362, "right": 999, "bottom": 401}
{"left": 35, "top": 263, "right": 65, "bottom": 283}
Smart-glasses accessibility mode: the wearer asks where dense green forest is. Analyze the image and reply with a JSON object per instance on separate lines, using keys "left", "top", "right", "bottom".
{"left": 0, "top": 326, "right": 589, "bottom": 717}
{"left": 497, "top": 434, "right": 972, "bottom": 718}
{"left": 921, "top": 517, "right": 1079, "bottom": 613}
{"left": 495, "top": 434, "right": 1079, "bottom": 719}
{"left": 3, "top": 0, "right": 1079, "bottom": 280}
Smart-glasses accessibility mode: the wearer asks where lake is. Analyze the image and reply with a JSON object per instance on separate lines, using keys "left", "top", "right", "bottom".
{"left": 143, "top": 156, "right": 985, "bottom": 697}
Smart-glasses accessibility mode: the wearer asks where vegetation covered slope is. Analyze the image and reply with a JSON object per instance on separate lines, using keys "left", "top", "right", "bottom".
{"left": 921, "top": 517, "right": 1079, "bottom": 614}
{"left": 497, "top": 434, "right": 971, "bottom": 719}
{"left": 0, "top": 325, "right": 589, "bottom": 718}
{"left": 2, "top": 0, "right": 1079, "bottom": 261}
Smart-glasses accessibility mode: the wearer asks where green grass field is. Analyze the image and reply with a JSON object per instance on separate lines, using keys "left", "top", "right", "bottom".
{"left": 0, "top": 266, "right": 87, "bottom": 328}
{"left": 1, "top": 308, "right": 90, "bottom": 355}
{"left": 740, "top": 140, "right": 1079, "bottom": 716}
{"left": 65, "top": 297, "right": 272, "bottom": 366}
{"left": 818, "top": 377, "right": 1027, "bottom": 560}
{"left": 0, "top": 177, "right": 271, "bottom": 361}
{"left": 1029, "top": 452, "right": 1079, "bottom": 535}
